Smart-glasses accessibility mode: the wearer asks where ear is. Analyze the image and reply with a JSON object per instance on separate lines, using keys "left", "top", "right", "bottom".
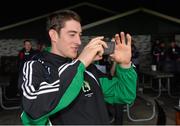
{"left": 49, "top": 29, "right": 58, "bottom": 43}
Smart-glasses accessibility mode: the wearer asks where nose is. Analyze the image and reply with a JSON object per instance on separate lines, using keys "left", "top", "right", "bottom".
{"left": 76, "top": 35, "right": 81, "bottom": 45}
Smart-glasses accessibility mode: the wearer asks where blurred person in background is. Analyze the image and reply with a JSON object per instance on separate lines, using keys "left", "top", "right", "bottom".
{"left": 17, "top": 39, "right": 36, "bottom": 72}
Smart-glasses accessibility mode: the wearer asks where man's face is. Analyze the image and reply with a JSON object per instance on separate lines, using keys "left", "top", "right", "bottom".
{"left": 55, "top": 20, "right": 82, "bottom": 59}
{"left": 24, "top": 41, "right": 32, "bottom": 52}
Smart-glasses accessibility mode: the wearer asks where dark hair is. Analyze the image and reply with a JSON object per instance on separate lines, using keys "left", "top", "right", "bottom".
{"left": 46, "top": 10, "right": 81, "bottom": 33}
{"left": 23, "top": 39, "right": 32, "bottom": 44}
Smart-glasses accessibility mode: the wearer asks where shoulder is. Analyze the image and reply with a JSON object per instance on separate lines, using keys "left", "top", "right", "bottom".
{"left": 24, "top": 60, "right": 41, "bottom": 65}
{"left": 23, "top": 60, "right": 44, "bottom": 71}
{"left": 31, "top": 52, "right": 52, "bottom": 69}
{"left": 31, "top": 51, "right": 45, "bottom": 60}
{"left": 18, "top": 48, "right": 25, "bottom": 54}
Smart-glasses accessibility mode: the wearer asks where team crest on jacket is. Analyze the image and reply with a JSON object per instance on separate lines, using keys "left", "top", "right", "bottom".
{"left": 82, "top": 81, "right": 93, "bottom": 97}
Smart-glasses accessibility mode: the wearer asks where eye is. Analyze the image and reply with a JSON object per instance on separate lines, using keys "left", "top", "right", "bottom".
{"left": 69, "top": 34, "right": 75, "bottom": 37}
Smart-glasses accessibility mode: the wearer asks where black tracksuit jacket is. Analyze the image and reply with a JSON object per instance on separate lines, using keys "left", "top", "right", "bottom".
{"left": 18, "top": 51, "right": 137, "bottom": 125}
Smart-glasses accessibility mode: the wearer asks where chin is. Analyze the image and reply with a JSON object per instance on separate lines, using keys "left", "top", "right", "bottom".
{"left": 69, "top": 53, "right": 77, "bottom": 59}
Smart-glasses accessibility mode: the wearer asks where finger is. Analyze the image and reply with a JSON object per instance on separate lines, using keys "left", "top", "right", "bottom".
{"left": 110, "top": 54, "right": 115, "bottom": 59}
{"left": 115, "top": 34, "right": 121, "bottom": 45}
{"left": 99, "top": 40, "right": 108, "bottom": 48}
{"left": 88, "top": 37, "right": 106, "bottom": 49}
{"left": 109, "top": 56, "right": 114, "bottom": 62}
{"left": 90, "top": 36, "right": 104, "bottom": 43}
{"left": 94, "top": 55, "right": 103, "bottom": 61}
{"left": 111, "top": 37, "right": 116, "bottom": 42}
{"left": 126, "top": 33, "right": 132, "bottom": 46}
{"left": 97, "top": 44, "right": 104, "bottom": 56}
{"left": 120, "top": 32, "right": 126, "bottom": 45}
{"left": 85, "top": 37, "right": 104, "bottom": 48}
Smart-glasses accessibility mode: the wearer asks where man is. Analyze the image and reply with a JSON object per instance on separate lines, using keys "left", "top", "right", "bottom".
{"left": 18, "top": 10, "right": 137, "bottom": 125}
{"left": 166, "top": 41, "right": 180, "bottom": 61}
{"left": 17, "top": 39, "right": 36, "bottom": 72}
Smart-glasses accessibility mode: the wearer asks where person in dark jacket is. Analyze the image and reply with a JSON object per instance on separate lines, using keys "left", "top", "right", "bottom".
{"left": 18, "top": 10, "right": 137, "bottom": 125}
{"left": 17, "top": 39, "right": 36, "bottom": 72}
{"left": 166, "top": 41, "right": 180, "bottom": 61}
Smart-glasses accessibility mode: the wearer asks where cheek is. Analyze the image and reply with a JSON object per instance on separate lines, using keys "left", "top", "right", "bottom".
{"left": 61, "top": 41, "right": 69, "bottom": 48}
{"left": 57, "top": 41, "right": 69, "bottom": 52}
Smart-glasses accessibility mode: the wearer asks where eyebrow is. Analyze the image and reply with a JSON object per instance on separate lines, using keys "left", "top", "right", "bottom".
{"left": 68, "top": 30, "right": 82, "bottom": 35}
{"left": 68, "top": 30, "right": 77, "bottom": 33}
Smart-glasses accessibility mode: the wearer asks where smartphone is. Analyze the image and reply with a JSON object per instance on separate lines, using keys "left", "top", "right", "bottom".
{"left": 104, "top": 42, "right": 115, "bottom": 55}
{"left": 78, "top": 41, "right": 115, "bottom": 55}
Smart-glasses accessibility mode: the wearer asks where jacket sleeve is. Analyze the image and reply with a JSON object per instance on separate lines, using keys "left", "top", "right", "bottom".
{"left": 19, "top": 59, "right": 85, "bottom": 124}
{"left": 99, "top": 64, "right": 137, "bottom": 104}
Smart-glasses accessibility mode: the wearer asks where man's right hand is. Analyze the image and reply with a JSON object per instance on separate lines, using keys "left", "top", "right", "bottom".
{"left": 77, "top": 36, "right": 108, "bottom": 67}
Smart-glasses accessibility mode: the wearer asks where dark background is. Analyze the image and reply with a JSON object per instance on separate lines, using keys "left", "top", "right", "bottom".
{"left": 0, "top": 0, "right": 180, "bottom": 43}
{"left": 0, "top": 0, "right": 179, "bottom": 27}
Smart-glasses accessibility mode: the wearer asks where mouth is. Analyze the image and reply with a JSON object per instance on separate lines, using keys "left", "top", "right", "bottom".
{"left": 72, "top": 47, "right": 79, "bottom": 52}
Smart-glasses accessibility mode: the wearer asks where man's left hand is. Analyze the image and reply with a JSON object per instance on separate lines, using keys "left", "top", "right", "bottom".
{"left": 110, "top": 32, "right": 132, "bottom": 68}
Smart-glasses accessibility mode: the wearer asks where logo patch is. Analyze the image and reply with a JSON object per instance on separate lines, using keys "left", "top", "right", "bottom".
{"left": 82, "top": 81, "right": 93, "bottom": 97}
